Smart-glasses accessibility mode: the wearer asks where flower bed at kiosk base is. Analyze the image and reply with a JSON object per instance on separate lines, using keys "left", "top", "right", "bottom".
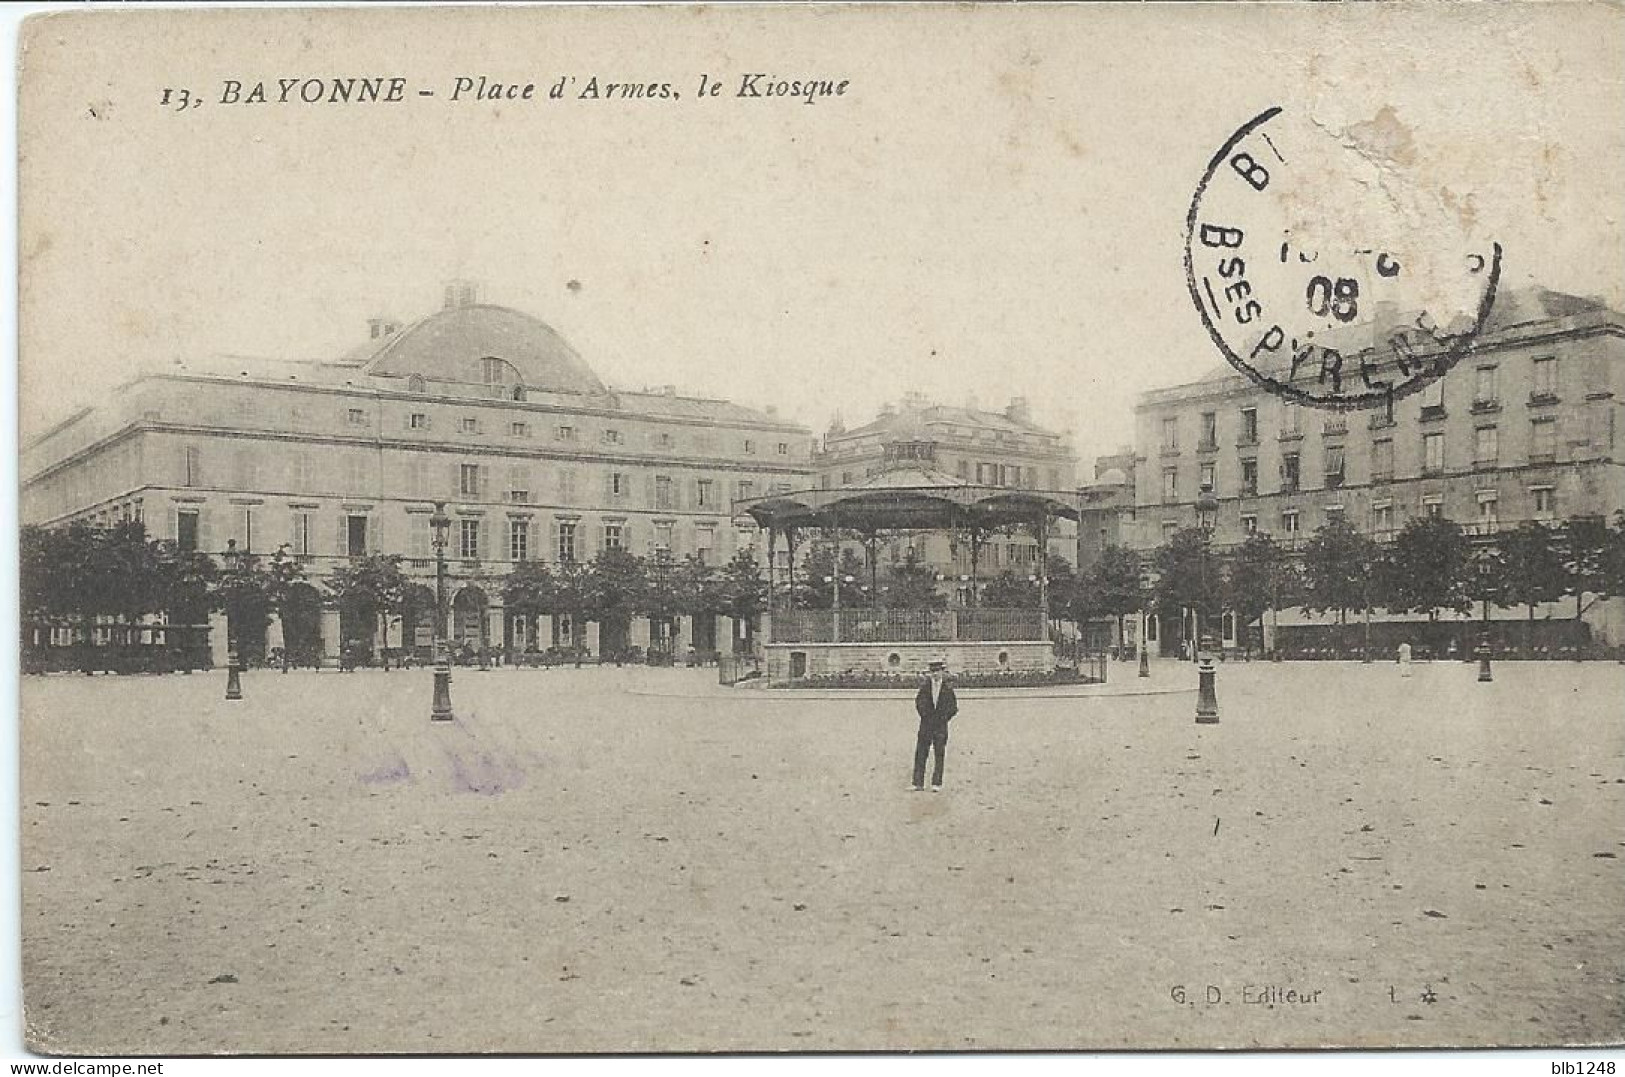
{"left": 768, "top": 666, "right": 1099, "bottom": 690}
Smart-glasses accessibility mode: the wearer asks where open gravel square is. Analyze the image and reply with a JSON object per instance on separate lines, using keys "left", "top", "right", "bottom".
{"left": 20, "top": 660, "right": 1625, "bottom": 1053}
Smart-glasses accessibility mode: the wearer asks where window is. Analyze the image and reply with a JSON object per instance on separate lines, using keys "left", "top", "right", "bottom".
{"left": 1372, "top": 439, "right": 1394, "bottom": 481}
{"left": 1199, "top": 411, "right": 1217, "bottom": 450}
{"left": 1007, "top": 465, "right": 1023, "bottom": 488}
{"left": 557, "top": 520, "right": 578, "bottom": 562}
{"left": 293, "top": 452, "right": 314, "bottom": 491}
{"left": 508, "top": 465, "right": 530, "bottom": 504}
{"left": 176, "top": 510, "right": 200, "bottom": 552}
{"left": 609, "top": 472, "right": 629, "bottom": 499}
{"left": 777, "top": 442, "right": 789, "bottom": 455}
{"left": 481, "top": 358, "right": 515, "bottom": 387}
{"left": 458, "top": 518, "right": 480, "bottom": 560}
{"left": 735, "top": 479, "right": 755, "bottom": 502}
{"left": 511, "top": 421, "right": 529, "bottom": 438}
{"left": 1324, "top": 445, "right": 1346, "bottom": 488}
{"left": 654, "top": 522, "right": 674, "bottom": 556}
{"left": 1240, "top": 407, "right": 1259, "bottom": 444}
{"left": 509, "top": 519, "right": 529, "bottom": 561}
{"left": 460, "top": 417, "right": 480, "bottom": 434}
{"left": 1421, "top": 379, "right": 1447, "bottom": 418}
{"left": 183, "top": 446, "right": 203, "bottom": 488}
{"left": 409, "top": 412, "right": 429, "bottom": 431}
{"left": 407, "top": 458, "right": 429, "bottom": 498}
{"left": 602, "top": 428, "right": 622, "bottom": 445}
{"left": 603, "top": 522, "right": 624, "bottom": 551}
{"left": 1476, "top": 492, "right": 1499, "bottom": 534}
{"left": 1281, "top": 509, "right": 1300, "bottom": 537}
{"left": 1324, "top": 506, "right": 1346, "bottom": 526}
{"left": 1240, "top": 459, "right": 1258, "bottom": 496}
{"left": 1532, "top": 356, "right": 1557, "bottom": 398}
{"left": 1161, "top": 417, "right": 1179, "bottom": 451}
{"left": 409, "top": 515, "right": 431, "bottom": 559}
{"left": 1423, "top": 433, "right": 1445, "bottom": 475}
{"left": 347, "top": 515, "right": 368, "bottom": 557}
{"left": 558, "top": 469, "right": 577, "bottom": 503}
{"left": 1531, "top": 485, "right": 1556, "bottom": 519}
{"left": 696, "top": 479, "right": 714, "bottom": 508}
{"left": 976, "top": 462, "right": 998, "bottom": 484}
{"left": 1161, "top": 521, "right": 1179, "bottom": 541}
{"left": 1281, "top": 452, "right": 1301, "bottom": 492}
{"left": 291, "top": 511, "right": 314, "bottom": 556}
{"left": 1373, "top": 503, "right": 1394, "bottom": 535}
{"left": 1162, "top": 467, "right": 1178, "bottom": 504}
{"left": 696, "top": 527, "right": 715, "bottom": 565}
{"left": 1423, "top": 495, "right": 1443, "bottom": 518}
{"left": 347, "top": 408, "right": 367, "bottom": 426}
{"left": 1281, "top": 405, "right": 1301, "bottom": 435}
{"left": 655, "top": 476, "right": 674, "bottom": 510}
{"left": 556, "top": 425, "right": 575, "bottom": 442}
{"left": 1530, "top": 419, "right": 1557, "bottom": 461}
{"left": 459, "top": 463, "right": 481, "bottom": 497}
{"left": 1474, "top": 365, "right": 1498, "bottom": 405}
{"left": 407, "top": 375, "right": 426, "bottom": 393}
{"left": 743, "top": 439, "right": 757, "bottom": 454}
{"left": 1474, "top": 426, "right": 1499, "bottom": 466}
{"left": 1199, "top": 462, "right": 1216, "bottom": 492}
{"left": 1240, "top": 513, "right": 1258, "bottom": 535}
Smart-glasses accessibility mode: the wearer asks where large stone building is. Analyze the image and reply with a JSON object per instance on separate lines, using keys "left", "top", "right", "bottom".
{"left": 811, "top": 393, "right": 1080, "bottom": 604}
{"left": 1129, "top": 288, "right": 1625, "bottom": 652}
{"left": 21, "top": 285, "right": 815, "bottom": 660}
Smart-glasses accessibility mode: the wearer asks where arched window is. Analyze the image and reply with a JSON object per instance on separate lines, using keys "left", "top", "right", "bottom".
{"left": 407, "top": 375, "right": 426, "bottom": 393}
{"left": 512, "top": 386, "right": 526, "bottom": 402}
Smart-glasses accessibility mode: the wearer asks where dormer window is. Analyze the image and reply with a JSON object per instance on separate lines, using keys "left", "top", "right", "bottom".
{"left": 407, "top": 375, "right": 426, "bottom": 393}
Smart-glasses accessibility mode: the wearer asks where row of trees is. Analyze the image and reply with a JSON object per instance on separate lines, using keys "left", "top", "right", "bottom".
{"left": 21, "top": 521, "right": 775, "bottom": 664}
{"left": 1080, "top": 511, "right": 1625, "bottom": 652}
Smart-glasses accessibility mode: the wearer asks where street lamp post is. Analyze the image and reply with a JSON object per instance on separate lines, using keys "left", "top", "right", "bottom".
{"left": 223, "top": 539, "right": 244, "bottom": 701}
{"left": 430, "top": 503, "right": 455, "bottom": 721}
{"left": 1195, "top": 485, "right": 1220, "bottom": 724}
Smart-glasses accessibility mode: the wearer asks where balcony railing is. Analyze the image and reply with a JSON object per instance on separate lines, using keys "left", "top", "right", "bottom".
{"left": 770, "top": 607, "right": 1046, "bottom": 645}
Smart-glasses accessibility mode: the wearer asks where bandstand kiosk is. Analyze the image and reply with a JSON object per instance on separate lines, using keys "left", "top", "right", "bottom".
{"left": 734, "top": 437, "right": 1082, "bottom": 686}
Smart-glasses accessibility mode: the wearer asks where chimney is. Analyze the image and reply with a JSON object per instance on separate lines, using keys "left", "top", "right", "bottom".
{"left": 1005, "top": 396, "right": 1032, "bottom": 423}
{"left": 368, "top": 316, "right": 402, "bottom": 340}
{"left": 443, "top": 279, "right": 479, "bottom": 310}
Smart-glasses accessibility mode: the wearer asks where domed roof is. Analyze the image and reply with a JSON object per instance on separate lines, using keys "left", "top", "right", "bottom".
{"left": 360, "top": 304, "right": 605, "bottom": 394}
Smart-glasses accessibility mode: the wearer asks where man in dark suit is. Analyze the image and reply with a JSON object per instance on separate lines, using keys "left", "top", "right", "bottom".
{"left": 912, "top": 659, "right": 958, "bottom": 791}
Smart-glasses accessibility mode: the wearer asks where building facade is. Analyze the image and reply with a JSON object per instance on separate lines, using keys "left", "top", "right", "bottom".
{"left": 811, "top": 394, "right": 1080, "bottom": 603}
{"left": 21, "top": 286, "right": 815, "bottom": 660}
{"left": 1129, "top": 289, "right": 1625, "bottom": 651}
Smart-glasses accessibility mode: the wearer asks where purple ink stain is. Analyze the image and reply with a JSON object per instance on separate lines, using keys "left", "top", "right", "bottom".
{"left": 359, "top": 758, "right": 412, "bottom": 785}
{"left": 447, "top": 750, "right": 525, "bottom": 796}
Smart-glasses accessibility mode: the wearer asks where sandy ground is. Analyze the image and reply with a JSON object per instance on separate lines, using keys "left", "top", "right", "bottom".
{"left": 19, "top": 658, "right": 1625, "bottom": 1053}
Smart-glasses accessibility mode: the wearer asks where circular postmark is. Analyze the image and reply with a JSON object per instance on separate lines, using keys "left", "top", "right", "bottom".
{"left": 1184, "top": 107, "right": 1502, "bottom": 410}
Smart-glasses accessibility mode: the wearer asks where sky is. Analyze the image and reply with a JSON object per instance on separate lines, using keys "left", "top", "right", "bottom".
{"left": 17, "top": 4, "right": 1625, "bottom": 469}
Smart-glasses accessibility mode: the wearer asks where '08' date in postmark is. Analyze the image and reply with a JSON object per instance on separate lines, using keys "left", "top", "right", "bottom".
{"left": 1184, "top": 107, "right": 1502, "bottom": 411}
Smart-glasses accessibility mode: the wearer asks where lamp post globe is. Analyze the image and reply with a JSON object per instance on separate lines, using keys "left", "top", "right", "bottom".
{"left": 430, "top": 502, "right": 455, "bottom": 721}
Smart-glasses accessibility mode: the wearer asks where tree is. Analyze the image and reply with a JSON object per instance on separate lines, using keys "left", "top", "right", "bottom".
{"left": 1565, "top": 515, "right": 1613, "bottom": 640}
{"left": 1152, "top": 527, "right": 1222, "bottom": 645}
{"left": 551, "top": 558, "right": 596, "bottom": 649}
{"left": 802, "top": 540, "right": 870, "bottom": 610}
{"left": 325, "top": 554, "right": 409, "bottom": 652}
{"left": 1300, "top": 517, "right": 1377, "bottom": 644}
{"left": 1081, "top": 546, "right": 1142, "bottom": 645}
{"left": 982, "top": 571, "right": 1037, "bottom": 608}
{"left": 1496, "top": 521, "right": 1568, "bottom": 650}
{"left": 1382, "top": 516, "right": 1472, "bottom": 622}
{"left": 212, "top": 545, "right": 282, "bottom": 655}
{"left": 503, "top": 559, "right": 558, "bottom": 651}
{"left": 884, "top": 549, "right": 945, "bottom": 609}
{"left": 1224, "top": 533, "right": 1287, "bottom": 656}
{"left": 705, "top": 549, "right": 766, "bottom": 651}
{"left": 588, "top": 547, "right": 647, "bottom": 655}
